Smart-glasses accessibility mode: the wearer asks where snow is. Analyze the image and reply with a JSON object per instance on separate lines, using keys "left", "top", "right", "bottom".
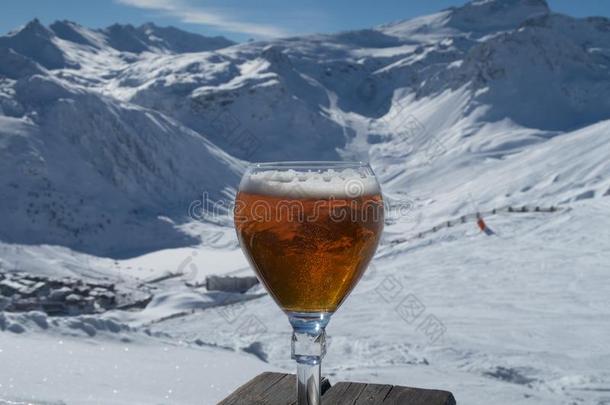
{"left": 0, "top": 72, "right": 244, "bottom": 257}
{"left": 2, "top": 197, "right": 604, "bottom": 404}
{"left": 0, "top": 332, "right": 272, "bottom": 404}
{"left": 1, "top": 0, "right": 610, "bottom": 403}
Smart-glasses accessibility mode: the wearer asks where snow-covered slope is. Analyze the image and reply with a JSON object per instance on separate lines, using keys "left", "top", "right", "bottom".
{"left": 0, "top": 74, "right": 242, "bottom": 257}
{"left": 0, "top": 20, "right": 241, "bottom": 256}
{"left": 1, "top": 198, "right": 608, "bottom": 405}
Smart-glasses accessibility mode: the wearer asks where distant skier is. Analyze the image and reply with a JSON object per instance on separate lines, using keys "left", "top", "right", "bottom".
{"left": 476, "top": 215, "right": 495, "bottom": 236}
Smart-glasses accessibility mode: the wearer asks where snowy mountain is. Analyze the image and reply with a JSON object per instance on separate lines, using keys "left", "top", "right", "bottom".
{"left": 97, "top": 0, "right": 610, "bottom": 161}
{"left": 0, "top": 0, "right": 607, "bottom": 267}
{"left": 3, "top": 0, "right": 607, "bottom": 255}
{"left": 0, "top": 20, "right": 241, "bottom": 257}
{"left": 1, "top": 1, "right": 610, "bottom": 404}
{"left": 0, "top": 74, "right": 242, "bottom": 257}
{"left": 0, "top": 19, "right": 77, "bottom": 71}
{"left": 99, "top": 22, "right": 235, "bottom": 54}
{"left": 0, "top": 0, "right": 610, "bottom": 264}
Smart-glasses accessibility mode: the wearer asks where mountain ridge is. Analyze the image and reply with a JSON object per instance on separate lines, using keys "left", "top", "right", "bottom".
{"left": 2, "top": 18, "right": 235, "bottom": 59}
{"left": 1, "top": 0, "right": 609, "bottom": 256}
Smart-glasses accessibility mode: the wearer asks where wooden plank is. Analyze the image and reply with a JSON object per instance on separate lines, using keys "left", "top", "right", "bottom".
{"left": 352, "top": 384, "right": 393, "bottom": 404}
{"left": 260, "top": 374, "right": 294, "bottom": 405}
{"left": 218, "top": 372, "right": 287, "bottom": 405}
{"left": 261, "top": 373, "right": 330, "bottom": 405}
{"left": 258, "top": 374, "right": 293, "bottom": 405}
{"left": 219, "top": 373, "right": 456, "bottom": 405}
{"left": 382, "top": 385, "right": 456, "bottom": 405}
{"left": 220, "top": 372, "right": 331, "bottom": 405}
{"left": 320, "top": 382, "right": 366, "bottom": 404}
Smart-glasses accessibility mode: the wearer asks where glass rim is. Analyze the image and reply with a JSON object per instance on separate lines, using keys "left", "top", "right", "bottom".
{"left": 250, "top": 160, "right": 370, "bottom": 170}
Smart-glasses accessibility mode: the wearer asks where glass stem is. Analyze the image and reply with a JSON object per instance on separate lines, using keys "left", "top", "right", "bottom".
{"left": 296, "top": 359, "right": 321, "bottom": 405}
{"left": 289, "top": 312, "right": 330, "bottom": 405}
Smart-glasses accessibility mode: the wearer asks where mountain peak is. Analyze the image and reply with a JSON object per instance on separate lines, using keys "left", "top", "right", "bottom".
{"left": 468, "top": 0, "right": 548, "bottom": 6}
{"left": 24, "top": 17, "right": 45, "bottom": 28}
{"left": 0, "top": 18, "right": 74, "bottom": 70}
{"left": 50, "top": 20, "right": 101, "bottom": 47}
{"left": 378, "top": 0, "right": 550, "bottom": 41}
{"left": 138, "top": 22, "right": 159, "bottom": 30}
{"left": 100, "top": 22, "right": 234, "bottom": 54}
{"left": 447, "top": 0, "right": 550, "bottom": 33}
{"left": 134, "top": 22, "right": 236, "bottom": 52}
{"left": 10, "top": 18, "right": 54, "bottom": 39}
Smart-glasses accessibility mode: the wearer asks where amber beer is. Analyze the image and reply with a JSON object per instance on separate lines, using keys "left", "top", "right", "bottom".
{"left": 235, "top": 190, "right": 383, "bottom": 313}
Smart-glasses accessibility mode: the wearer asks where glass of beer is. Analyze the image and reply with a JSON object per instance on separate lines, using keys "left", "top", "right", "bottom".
{"left": 234, "top": 161, "right": 384, "bottom": 405}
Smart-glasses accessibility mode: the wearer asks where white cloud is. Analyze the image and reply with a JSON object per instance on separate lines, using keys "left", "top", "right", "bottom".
{"left": 115, "top": 0, "right": 290, "bottom": 38}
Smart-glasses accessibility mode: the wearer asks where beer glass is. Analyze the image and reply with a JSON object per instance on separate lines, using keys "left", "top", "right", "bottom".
{"left": 234, "top": 161, "right": 384, "bottom": 404}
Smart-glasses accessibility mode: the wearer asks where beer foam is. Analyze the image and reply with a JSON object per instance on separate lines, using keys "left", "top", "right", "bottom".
{"left": 240, "top": 169, "right": 381, "bottom": 198}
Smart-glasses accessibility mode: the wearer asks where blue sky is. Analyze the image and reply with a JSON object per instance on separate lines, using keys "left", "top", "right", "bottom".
{"left": 2, "top": 0, "right": 610, "bottom": 42}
